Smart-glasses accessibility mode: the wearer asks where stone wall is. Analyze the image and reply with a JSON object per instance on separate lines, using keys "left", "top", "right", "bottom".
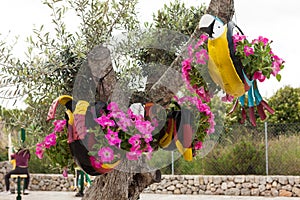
{"left": 144, "top": 175, "right": 300, "bottom": 197}
{"left": 1, "top": 162, "right": 300, "bottom": 197}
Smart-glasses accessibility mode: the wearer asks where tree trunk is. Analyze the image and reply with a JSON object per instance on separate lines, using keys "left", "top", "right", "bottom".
{"left": 82, "top": 160, "right": 161, "bottom": 200}
{"left": 82, "top": 1, "right": 235, "bottom": 200}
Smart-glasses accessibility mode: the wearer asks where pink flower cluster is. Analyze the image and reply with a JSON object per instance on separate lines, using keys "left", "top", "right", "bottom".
{"left": 175, "top": 96, "right": 215, "bottom": 135}
{"left": 94, "top": 102, "right": 156, "bottom": 162}
{"left": 232, "top": 33, "right": 284, "bottom": 82}
{"left": 182, "top": 34, "right": 211, "bottom": 102}
{"left": 35, "top": 119, "right": 66, "bottom": 159}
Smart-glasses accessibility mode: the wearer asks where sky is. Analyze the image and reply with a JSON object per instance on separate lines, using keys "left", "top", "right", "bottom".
{"left": 0, "top": 0, "right": 299, "bottom": 109}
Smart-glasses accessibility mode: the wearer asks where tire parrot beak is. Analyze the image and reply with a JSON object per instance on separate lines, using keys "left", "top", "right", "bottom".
{"left": 199, "top": 14, "right": 216, "bottom": 38}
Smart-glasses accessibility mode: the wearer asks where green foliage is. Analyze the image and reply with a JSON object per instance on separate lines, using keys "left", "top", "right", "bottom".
{"left": 29, "top": 150, "right": 60, "bottom": 174}
{"left": 268, "top": 86, "right": 300, "bottom": 124}
{"left": 0, "top": 147, "right": 7, "bottom": 161}
{"left": 153, "top": 0, "right": 206, "bottom": 36}
{"left": 136, "top": 0, "right": 206, "bottom": 66}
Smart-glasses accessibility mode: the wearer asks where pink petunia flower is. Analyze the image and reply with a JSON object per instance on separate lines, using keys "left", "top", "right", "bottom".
{"left": 253, "top": 71, "right": 266, "bottom": 82}
{"left": 195, "top": 49, "right": 209, "bottom": 65}
{"left": 107, "top": 102, "right": 119, "bottom": 112}
{"left": 95, "top": 115, "right": 115, "bottom": 128}
{"left": 53, "top": 119, "right": 66, "bottom": 132}
{"left": 232, "top": 33, "right": 246, "bottom": 43}
{"left": 145, "top": 144, "right": 153, "bottom": 160}
{"left": 35, "top": 143, "right": 44, "bottom": 159}
{"left": 252, "top": 36, "right": 269, "bottom": 46}
{"left": 135, "top": 120, "right": 155, "bottom": 136}
{"left": 44, "top": 132, "right": 57, "bottom": 149}
{"left": 142, "top": 132, "right": 153, "bottom": 144}
{"left": 195, "top": 87, "right": 211, "bottom": 102}
{"left": 62, "top": 167, "right": 68, "bottom": 178}
{"left": 194, "top": 141, "right": 203, "bottom": 150}
{"left": 128, "top": 134, "right": 142, "bottom": 148}
{"left": 271, "top": 61, "right": 281, "bottom": 76}
{"left": 244, "top": 46, "right": 254, "bottom": 56}
{"left": 105, "top": 128, "right": 121, "bottom": 146}
{"left": 116, "top": 116, "right": 132, "bottom": 132}
{"left": 221, "top": 94, "right": 234, "bottom": 102}
{"left": 98, "top": 147, "right": 114, "bottom": 163}
{"left": 194, "top": 34, "right": 209, "bottom": 49}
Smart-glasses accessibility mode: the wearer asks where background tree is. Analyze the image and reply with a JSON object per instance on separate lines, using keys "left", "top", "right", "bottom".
{"left": 267, "top": 86, "right": 300, "bottom": 124}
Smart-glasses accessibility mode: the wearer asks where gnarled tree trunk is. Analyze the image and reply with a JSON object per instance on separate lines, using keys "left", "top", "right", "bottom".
{"left": 83, "top": 1, "right": 235, "bottom": 200}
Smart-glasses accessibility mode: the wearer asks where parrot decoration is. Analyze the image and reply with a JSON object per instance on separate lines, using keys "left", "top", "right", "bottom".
{"left": 145, "top": 102, "right": 194, "bottom": 161}
{"left": 199, "top": 14, "right": 275, "bottom": 126}
{"left": 47, "top": 95, "right": 120, "bottom": 176}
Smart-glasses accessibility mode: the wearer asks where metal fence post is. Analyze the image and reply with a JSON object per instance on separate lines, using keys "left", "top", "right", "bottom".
{"left": 171, "top": 151, "right": 174, "bottom": 175}
{"left": 265, "top": 122, "right": 269, "bottom": 176}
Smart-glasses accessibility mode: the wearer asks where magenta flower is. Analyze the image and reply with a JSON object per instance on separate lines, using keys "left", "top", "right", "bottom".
{"left": 195, "top": 87, "right": 211, "bottom": 102}
{"left": 35, "top": 143, "right": 44, "bottom": 159}
{"left": 253, "top": 71, "right": 266, "bottom": 82}
{"left": 126, "top": 150, "right": 142, "bottom": 161}
{"left": 176, "top": 95, "right": 215, "bottom": 135}
{"left": 107, "top": 102, "right": 119, "bottom": 112}
{"left": 258, "top": 36, "right": 269, "bottom": 46}
{"left": 272, "top": 55, "right": 284, "bottom": 65}
{"left": 62, "top": 167, "right": 68, "bottom": 178}
{"left": 244, "top": 46, "right": 254, "bottom": 56}
{"left": 181, "top": 58, "right": 192, "bottom": 87}
{"left": 116, "top": 117, "right": 132, "bottom": 132}
{"left": 135, "top": 120, "right": 154, "bottom": 136}
{"left": 127, "top": 108, "right": 142, "bottom": 121}
{"left": 44, "top": 133, "right": 57, "bottom": 148}
{"left": 252, "top": 36, "right": 269, "bottom": 46}
{"left": 145, "top": 144, "right": 153, "bottom": 160}
{"left": 194, "top": 141, "right": 203, "bottom": 150}
{"left": 194, "top": 34, "right": 208, "bottom": 49}
{"left": 53, "top": 120, "right": 66, "bottom": 132}
{"left": 195, "top": 49, "right": 209, "bottom": 65}
{"left": 98, "top": 147, "right": 114, "bottom": 163}
{"left": 232, "top": 33, "right": 246, "bottom": 44}
{"left": 182, "top": 59, "right": 192, "bottom": 76}
{"left": 105, "top": 128, "right": 121, "bottom": 146}
{"left": 221, "top": 94, "right": 234, "bottom": 102}
{"left": 271, "top": 61, "right": 281, "bottom": 76}
{"left": 95, "top": 115, "right": 115, "bottom": 128}
{"left": 143, "top": 132, "right": 153, "bottom": 143}
{"left": 128, "top": 134, "right": 141, "bottom": 149}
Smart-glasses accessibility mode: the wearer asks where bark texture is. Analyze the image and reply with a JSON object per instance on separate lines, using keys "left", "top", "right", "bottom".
{"left": 82, "top": 161, "right": 161, "bottom": 200}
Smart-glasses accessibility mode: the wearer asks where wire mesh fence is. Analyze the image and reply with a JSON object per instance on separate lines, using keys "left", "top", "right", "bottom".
{"left": 163, "top": 122, "right": 300, "bottom": 176}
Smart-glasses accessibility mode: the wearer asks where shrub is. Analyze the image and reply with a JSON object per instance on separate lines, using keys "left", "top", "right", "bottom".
{"left": 268, "top": 134, "right": 300, "bottom": 175}
{"left": 198, "top": 136, "right": 265, "bottom": 175}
